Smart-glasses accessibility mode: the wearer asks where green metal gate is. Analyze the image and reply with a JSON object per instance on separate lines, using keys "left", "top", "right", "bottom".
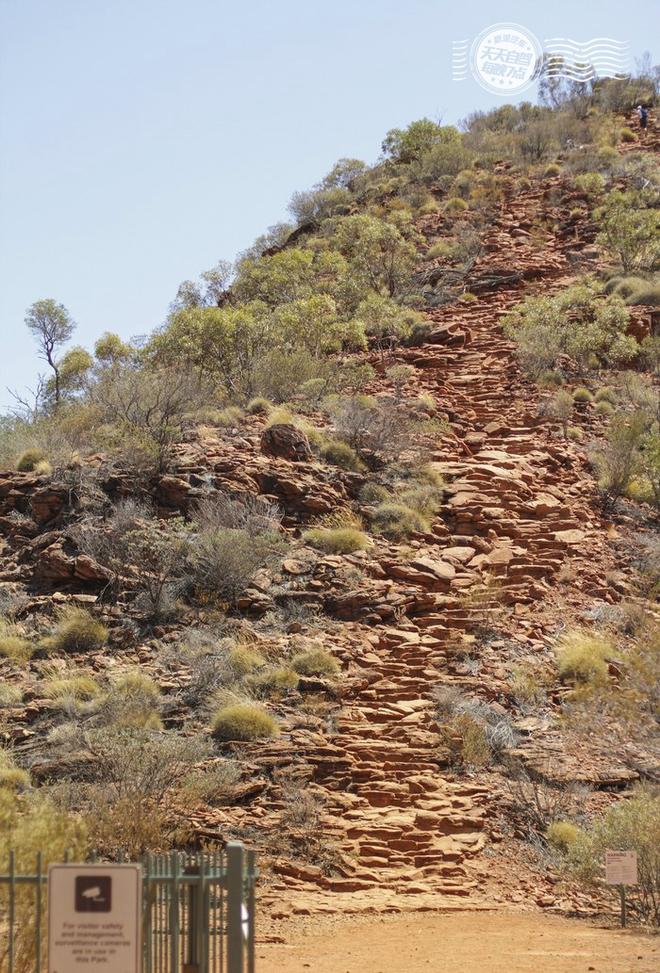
{"left": 0, "top": 843, "right": 257, "bottom": 973}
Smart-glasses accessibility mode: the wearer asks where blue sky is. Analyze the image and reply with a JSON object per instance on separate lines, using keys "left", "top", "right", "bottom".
{"left": 0, "top": 0, "right": 656, "bottom": 407}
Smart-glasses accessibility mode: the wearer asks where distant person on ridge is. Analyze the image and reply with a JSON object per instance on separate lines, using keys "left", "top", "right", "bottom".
{"left": 637, "top": 104, "right": 649, "bottom": 138}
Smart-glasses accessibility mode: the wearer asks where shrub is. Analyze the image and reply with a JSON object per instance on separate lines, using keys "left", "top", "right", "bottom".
{"left": 229, "top": 644, "right": 266, "bottom": 677}
{"left": 444, "top": 197, "right": 468, "bottom": 215}
{"left": 595, "top": 386, "right": 617, "bottom": 404}
{"left": 214, "top": 406, "right": 243, "bottom": 427}
{"left": 0, "top": 751, "right": 30, "bottom": 791}
{"left": 555, "top": 630, "right": 612, "bottom": 685}
{"left": 567, "top": 425, "right": 584, "bottom": 441}
{"left": 303, "top": 526, "right": 370, "bottom": 554}
{"left": 502, "top": 281, "right": 638, "bottom": 377}
{"left": 544, "top": 163, "right": 561, "bottom": 177}
{"left": 572, "top": 386, "right": 593, "bottom": 402}
{"left": 546, "top": 819, "right": 580, "bottom": 853}
{"left": 211, "top": 703, "right": 279, "bottom": 742}
{"left": 620, "top": 126, "right": 636, "bottom": 143}
{"left": 42, "top": 675, "right": 101, "bottom": 702}
{"left": 573, "top": 172, "right": 605, "bottom": 196}
{"left": 438, "top": 714, "right": 491, "bottom": 769}
{"left": 16, "top": 447, "right": 47, "bottom": 472}
{"left": 291, "top": 648, "right": 339, "bottom": 677}
{"left": 360, "top": 482, "right": 390, "bottom": 504}
{"left": 567, "top": 790, "right": 660, "bottom": 925}
{"left": 0, "top": 622, "right": 33, "bottom": 662}
{"left": 596, "top": 189, "right": 660, "bottom": 273}
{"left": 320, "top": 440, "right": 365, "bottom": 471}
{"left": 595, "top": 400, "right": 614, "bottom": 416}
{"left": 0, "top": 684, "right": 22, "bottom": 706}
{"left": 43, "top": 608, "right": 108, "bottom": 654}
{"left": 0, "top": 786, "right": 87, "bottom": 971}
{"left": 100, "top": 669, "right": 162, "bottom": 730}
{"left": 246, "top": 397, "right": 272, "bottom": 415}
{"left": 370, "top": 501, "right": 428, "bottom": 538}
{"left": 592, "top": 413, "right": 646, "bottom": 504}
{"left": 189, "top": 496, "right": 284, "bottom": 604}
{"left": 248, "top": 667, "right": 299, "bottom": 696}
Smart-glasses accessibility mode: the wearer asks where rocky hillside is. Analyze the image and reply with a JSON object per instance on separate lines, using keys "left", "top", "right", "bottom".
{"left": 1, "top": 104, "right": 658, "bottom": 928}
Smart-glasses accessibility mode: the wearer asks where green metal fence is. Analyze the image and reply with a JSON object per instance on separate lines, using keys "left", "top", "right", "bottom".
{"left": 0, "top": 843, "right": 256, "bottom": 973}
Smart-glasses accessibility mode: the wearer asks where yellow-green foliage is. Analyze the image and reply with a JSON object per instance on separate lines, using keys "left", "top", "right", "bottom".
{"left": 595, "top": 400, "right": 614, "bottom": 416}
{"left": 33, "top": 460, "right": 53, "bottom": 476}
{"left": 544, "top": 163, "right": 561, "bottom": 177}
{"left": 248, "top": 667, "right": 299, "bottom": 695}
{"left": 229, "top": 645, "right": 266, "bottom": 677}
{"left": 567, "top": 425, "right": 584, "bottom": 441}
{"left": 42, "top": 675, "right": 101, "bottom": 702}
{"left": 444, "top": 196, "right": 468, "bottom": 215}
{"left": 438, "top": 714, "right": 491, "bottom": 769}
{"left": 0, "top": 751, "right": 30, "bottom": 791}
{"left": 0, "top": 786, "right": 87, "bottom": 972}
{"left": 303, "top": 526, "right": 370, "bottom": 553}
{"left": 360, "top": 482, "right": 390, "bottom": 504}
{"left": 211, "top": 703, "right": 279, "bottom": 742}
{"left": 594, "top": 386, "right": 617, "bottom": 404}
{"left": 214, "top": 406, "right": 243, "bottom": 427}
{"left": 555, "top": 630, "right": 612, "bottom": 684}
{"left": 566, "top": 790, "right": 660, "bottom": 925}
{"left": 371, "top": 501, "right": 428, "bottom": 538}
{"left": 265, "top": 407, "right": 294, "bottom": 427}
{"left": 0, "top": 684, "right": 22, "bottom": 706}
{"left": 43, "top": 608, "right": 108, "bottom": 654}
{"left": 246, "top": 397, "right": 272, "bottom": 415}
{"left": 620, "top": 127, "right": 636, "bottom": 143}
{"left": 572, "top": 386, "right": 593, "bottom": 403}
{"left": 290, "top": 648, "right": 339, "bottom": 677}
{"left": 426, "top": 241, "right": 452, "bottom": 260}
{"left": 16, "top": 447, "right": 47, "bottom": 472}
{"left": 0, "top": 621, "right": 33, "bottom": 662}
{"left": 320, "top": 440, "right": 365, "bottom": 471}
{"left": 104, "top": 669, "right": 162, "bottom": 729}
{"left": 546, "top": 820, "right": 580, "bottom": 853}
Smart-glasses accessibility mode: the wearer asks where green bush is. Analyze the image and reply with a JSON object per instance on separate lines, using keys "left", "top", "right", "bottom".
{"left": 211, "top": 703, "right": 279, "bottom": 742}
{"left": 620, "top": 126, "right": 636, "bottom": 143}
{"left": 572, "top": 386, "right": 593, "bottom": 402}
{"left": 303, "top": 526, "right": 370, "bottom": 554}
{"left": 43, "top": 608, "right": 108, "bottom": 654}
{"left": 594, "top": 386, "right": 617, "bottom": 404}
{"left": 546, "top": 819, "right": 580, "bottom": 853}
{"left": 229, "top": 645, "right": 265, "bottom": 677}
{"left": 101, "top": 670, "right": 162, "bottom": 730}
{"left": 544, "top": 163, "right": 561, "bottom": 177}
{"left": 567, "top": 790, "right": 660, "bottom": 925}
{"left": 573, "top": 172, "right": 605, "bottom": 196}
{"left": 567, "top": 425, "right": 584, "bottom": 441}
{"left": 555, "top": 630, "right": 612, "bottom": 685}
{"left": 360, "top": 482, "right": 390, "bottom": 504}
{"left": 438, "top": 713, "right": 491, "bottom": 769}
{"left": 320, "top": 440, "right": 366, "bottom": 471}
{"left": 444, "top": 197, "right": 468, "bottom": 215}
{"left": 370, "top": 501, "right": 428, "bottom": 538}
{"left": 16, "top": 448, "right": 47, "bottom": 472}
{"left": 291, "top": 648, "right": 339, "bottom": 677}
{"left": 595, "top": 400, "right": 614, "bottom": 416}
{"left": 42, "top": 675, "right": 101, "bottom": 702}
{"left": 246, "top": 397, "right": 272, "bottom": 415}
{"left": 248, "top": 667, "right": 299, "bottom": 695}
{"left": 214, "top": 406, "right": 243, "bottom": 427}
{"left": 0, "top": 623, "right": 33, "bottom": 662}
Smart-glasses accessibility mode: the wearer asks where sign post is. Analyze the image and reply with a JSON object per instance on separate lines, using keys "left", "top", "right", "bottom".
{"left": 48, "top": 863, "right": 142, "bottom": 972}
{"left": 605, "top": 850, "right": 638, "bottom": 928}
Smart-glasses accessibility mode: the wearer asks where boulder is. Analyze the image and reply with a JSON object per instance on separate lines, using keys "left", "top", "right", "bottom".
{"left": 260, "top": 424, "right": 313, "bottom": 463}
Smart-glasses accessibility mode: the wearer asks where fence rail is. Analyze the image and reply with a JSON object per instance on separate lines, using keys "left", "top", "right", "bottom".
{"left": 0, "top": 843, "right": 256, "bottom": 973}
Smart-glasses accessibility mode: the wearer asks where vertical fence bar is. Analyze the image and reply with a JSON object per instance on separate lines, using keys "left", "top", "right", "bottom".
{"left": 170, "top": 852, "right": 180, "bottom": 973}
{"left": 144, "top": 853, "right": 153, "bottom": 973}
{"left": 226, "top": 843, "right": 244, "bottom": 973}
{"left": 35, "top": 851, "right": 43, "bottom": 973}
{"left": 8, "top": 850, "right": 15, "bottom": 973}
{"left": 246, "top": 850, "right": 256, "bottom": 973}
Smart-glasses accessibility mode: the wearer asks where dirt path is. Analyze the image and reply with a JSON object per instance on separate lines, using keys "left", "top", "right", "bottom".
{"left": 258, "top": 912, "right": 658, "bottom": 973}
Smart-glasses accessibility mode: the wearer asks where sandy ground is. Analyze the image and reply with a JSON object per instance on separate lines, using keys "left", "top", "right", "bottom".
{"left": 257, "top": 911, "right": 658, "bottom": 973}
